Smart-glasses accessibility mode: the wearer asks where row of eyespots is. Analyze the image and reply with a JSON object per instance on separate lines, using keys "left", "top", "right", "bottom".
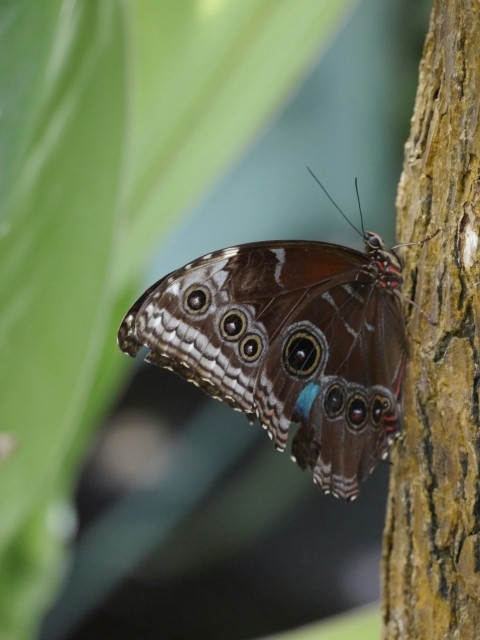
{"left": 182, "top": 285, "right": 265, "bottom": 364}
{"left": 184, "top": 281, "right": 329, "bottom": 376}
{"left": 324, "top": 383, "right": 392, "bottom": 431}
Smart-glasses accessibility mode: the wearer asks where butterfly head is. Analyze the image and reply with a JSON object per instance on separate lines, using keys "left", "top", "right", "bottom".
{"left": 365, "top": 231, "right": 385, "bottom": 252}
{"left": 364, "top": 231, "right": 403, "bottom": 289}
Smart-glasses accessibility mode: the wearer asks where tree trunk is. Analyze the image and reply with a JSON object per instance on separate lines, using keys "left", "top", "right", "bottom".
{"left": 382, "top": 1, "right": 480, "bottom": 637}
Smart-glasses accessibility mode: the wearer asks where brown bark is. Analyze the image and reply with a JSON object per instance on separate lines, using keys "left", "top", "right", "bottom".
{"left": 382, "top": 1, "right": 480, "bottom": 638}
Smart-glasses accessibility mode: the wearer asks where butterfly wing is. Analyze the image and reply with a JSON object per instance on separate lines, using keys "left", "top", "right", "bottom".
{"left": 118, "top": 240, "right": 406, "bottom": 499}
{"left": 118, "top": 241, "right": 367, "bottom": 414}
{"left": 285, "top": 281, "right": 406, "bottom": 499}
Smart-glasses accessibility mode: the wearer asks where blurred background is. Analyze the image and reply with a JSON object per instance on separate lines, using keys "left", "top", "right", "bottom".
{"left": 1, "top": 1, "right": 430, "bottom": 639}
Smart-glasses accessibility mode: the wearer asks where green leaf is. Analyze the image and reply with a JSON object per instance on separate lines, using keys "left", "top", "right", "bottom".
{"left": 0, "top": 0, "right": 355, "bottom": 637}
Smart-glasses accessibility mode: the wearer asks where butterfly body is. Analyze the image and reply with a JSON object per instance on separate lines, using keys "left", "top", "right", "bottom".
{"left": 118, "top": 233, "right": 406, "bottom": 500}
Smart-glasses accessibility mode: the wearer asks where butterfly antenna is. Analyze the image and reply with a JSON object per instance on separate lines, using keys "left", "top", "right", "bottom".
{"left": 354, "top": 177, "right": 366, "bottom": 237}
{"left": 307, "top": 167, "right": 363, "bottom": 238}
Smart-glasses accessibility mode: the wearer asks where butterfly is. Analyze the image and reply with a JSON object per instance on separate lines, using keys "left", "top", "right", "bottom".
{"left": 118, "top": 180, "right": 408, "bottom": 501}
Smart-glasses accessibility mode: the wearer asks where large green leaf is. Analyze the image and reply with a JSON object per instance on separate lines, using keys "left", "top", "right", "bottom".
{"left": 0, "top": 1, "right": 354, "bottom": 637}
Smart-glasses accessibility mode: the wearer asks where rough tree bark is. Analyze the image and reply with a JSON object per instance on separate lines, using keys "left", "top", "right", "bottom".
{"left": 382, "top": 1, "right": 480, "bottom": 638}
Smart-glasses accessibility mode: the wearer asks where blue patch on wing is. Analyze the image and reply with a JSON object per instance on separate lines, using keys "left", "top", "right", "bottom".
{"left": 294, "top": 383, "right": 320, "bottom": 422}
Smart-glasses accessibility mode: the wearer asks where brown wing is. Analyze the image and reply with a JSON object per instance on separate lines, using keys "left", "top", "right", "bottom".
{"left": 118, "top": 240, "right": 405, "bottom": 500}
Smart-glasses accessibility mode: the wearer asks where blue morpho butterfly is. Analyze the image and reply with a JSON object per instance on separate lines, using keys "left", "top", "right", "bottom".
{"left": 118, "top": 172, "right": 414, "bottom": 501}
